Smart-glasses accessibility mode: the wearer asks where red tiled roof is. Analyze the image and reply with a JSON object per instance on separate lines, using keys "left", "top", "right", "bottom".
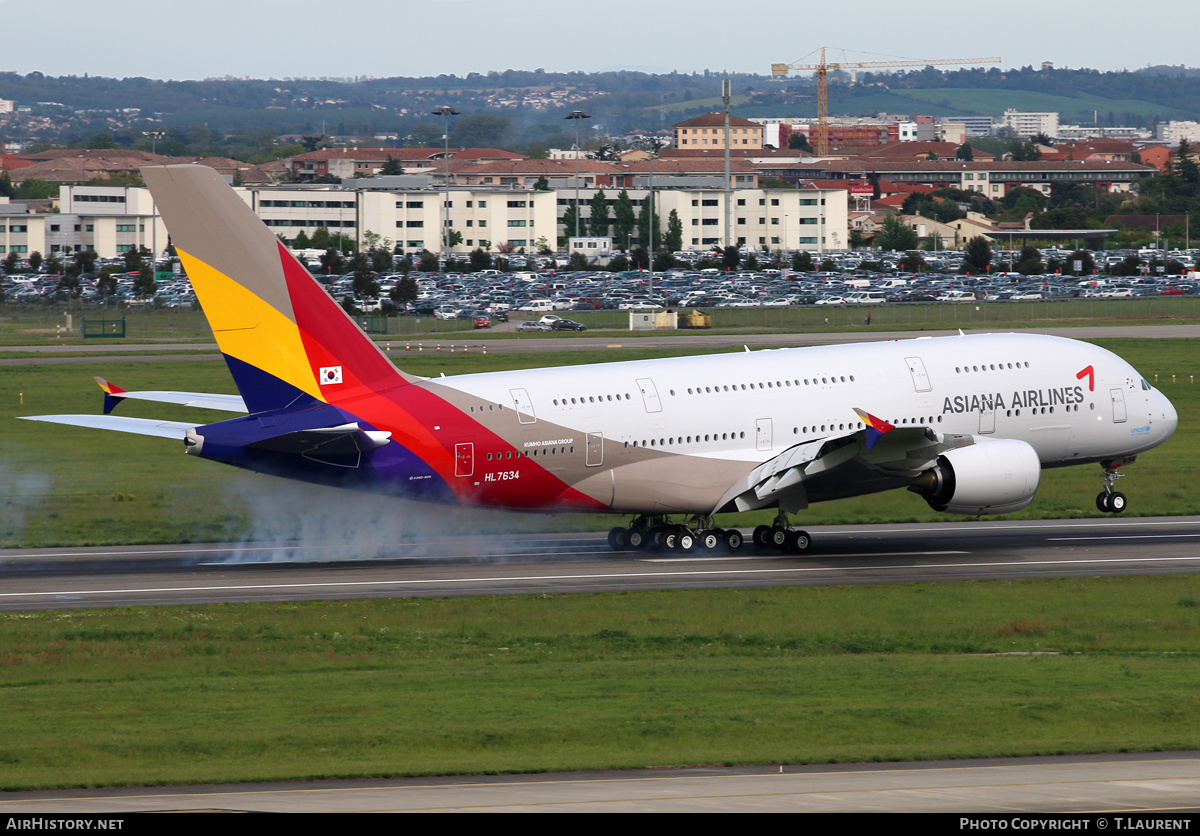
{"left": 673, "top": 112, "right": 763, "bottom": 129}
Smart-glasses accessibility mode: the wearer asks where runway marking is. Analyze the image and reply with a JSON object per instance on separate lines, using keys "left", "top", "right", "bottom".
{"left": 5, "top": 555, "right": 1200, "bottom": 600}
{"left": 645, "top": 551, "right": 969, "bottom": 563}
{"left": 1048, "top": 534, "right": 1200, "bottom": 541}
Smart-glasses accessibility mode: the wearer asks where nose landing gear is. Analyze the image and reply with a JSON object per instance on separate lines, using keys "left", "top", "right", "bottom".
{"left": 1096, "top": 460, "right": 1129, "bottom": 513}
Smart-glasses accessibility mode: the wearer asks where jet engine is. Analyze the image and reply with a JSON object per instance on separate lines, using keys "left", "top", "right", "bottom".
{"left": 908, "top": 438, "right": 1041, "bottom": 515}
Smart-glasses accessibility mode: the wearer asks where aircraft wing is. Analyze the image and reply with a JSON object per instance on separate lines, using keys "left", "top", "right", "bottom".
{"left": 711, "top": 414, "right": 976, "bottom": 515}
{"left": 94, "top": 377, "right": 247, "bottom": 415}
{"left": 17, "top": 414, "right": 198, "bottom": 440}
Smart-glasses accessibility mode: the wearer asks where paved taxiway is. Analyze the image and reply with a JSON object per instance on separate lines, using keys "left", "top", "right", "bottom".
{"left": 3, "top": 516, "right": 1199, "bottom": 611}
{"left": 3, "top": 751, "right": 1199, "bottom": 812}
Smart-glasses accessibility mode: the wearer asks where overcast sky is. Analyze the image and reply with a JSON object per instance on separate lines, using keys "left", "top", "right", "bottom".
{"left": 2, "top": 0, "right": 1192, "bottom": 82}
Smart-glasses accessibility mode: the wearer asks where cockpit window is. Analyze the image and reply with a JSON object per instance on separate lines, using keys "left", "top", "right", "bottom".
{"left": 1141, "top": 379, "right": 1152, "bottom": 391}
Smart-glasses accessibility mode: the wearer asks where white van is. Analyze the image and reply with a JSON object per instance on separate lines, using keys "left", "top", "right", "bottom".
{"left": 515, "top": 298, "right": 555, "bottom": 313}
{"left": 844, "top": 291, "right": 887, "bottom": 304}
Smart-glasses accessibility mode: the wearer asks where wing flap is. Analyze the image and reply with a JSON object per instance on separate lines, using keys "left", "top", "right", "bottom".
{"left": 711, "top": 421, "right": 976, "bottom": 515}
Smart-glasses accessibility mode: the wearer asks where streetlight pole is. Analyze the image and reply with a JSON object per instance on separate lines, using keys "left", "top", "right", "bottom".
{"left": 432, "top": 106, "right": 459, "bottom": 265}
{"left": 640, "top": 136, "right": 664, "bottom": 294}
{"left": 564, "top": 110, "right": 590, "bottom": 242}
{"left": 143, "top": 130, "right": 166, "bottom": 280}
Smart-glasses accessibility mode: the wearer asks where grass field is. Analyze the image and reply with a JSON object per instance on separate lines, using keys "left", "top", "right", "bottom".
{"left": 2, "top": 576, "right": 1199, "bottom": 788}
{"left": 4, "top": 298, "right": 1200, "bottom": 347}
{"left": 2, "top": 338, "right": 1197, "bottom": 548}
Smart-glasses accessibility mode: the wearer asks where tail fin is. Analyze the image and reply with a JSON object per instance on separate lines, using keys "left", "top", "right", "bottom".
{"left": 142, "top": 164, "right": 414, "bottom": 414}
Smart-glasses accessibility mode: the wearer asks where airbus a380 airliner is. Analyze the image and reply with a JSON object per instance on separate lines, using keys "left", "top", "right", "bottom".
{"left": 21, "top": 165, "right": 1179, "bottom": 554}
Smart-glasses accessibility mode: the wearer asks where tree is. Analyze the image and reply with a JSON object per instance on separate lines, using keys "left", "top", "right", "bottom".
{"left": 1008, "top": 141, "right": 1041, "bottom": 162}
{"left": 449, "top": 114, "right": 512, "bottom": 149}
{"left": 791, "top": 250, "right": 814, "bottom": 271}
{"left": 408, "top": 123, "right": 442, "bottom": 148}
{"left": 73, "top": 249, "right": 98, "bottom": 275}
{"left": 612, "top": 190, "right": 636, "bottom": 250}
{"left": 379, "top": 156, "right": 404, "bottom": 176}
{"left": 469, "top": 247, "right": 492, "bottom": 272}
{"left": 350, "top": 252, "right": 379, "bottom": 299}
{"left": 955, "top": 143, "right": 974, "bottom": 161}
{"left": 721, "top": 246, "right": 740, "bottom": 271}
{"left": 533, "top": 175, "right": 550, "bottom": 191}
{"left": 1062, "top": 249, "right": 1095, "bottom": 276}
{"left": 788, "top": 132, "right": 813, "bottom": 153}
{"left": 560, "top": 200, "right": 579, "bottom": 243}
{"left": 1014, "top": 245, "right": 1044, "bottom": 275}
{"left": 319, "top": 247, "right": 345, "bottom": 274}
{"left": 299, "top": 134, "right": 328, "bottom": 152}
{"left": 962, "top": 236, "right": 993, "bottom": 274}
{"left": 874, "top": 214, "right": 918, "bottom": 251}
{"left": 28, "top": 251, "right": 43, "bottom": 272}
{"left": 636, "top": 200, "right": 660, "bottom": 252}
{"left": 588, "top": 189, "right": 609, "bottom": 237}
{"left": 389, "top": 276, "right": 418, "bottom": 310}
{"left": 664, "top": 209, "right": 683, "bottom": 253}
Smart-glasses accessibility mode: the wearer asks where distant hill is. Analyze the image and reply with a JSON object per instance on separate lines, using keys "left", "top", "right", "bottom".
{"left": 0, "top": 65, "right": 1197, "bottom": 148}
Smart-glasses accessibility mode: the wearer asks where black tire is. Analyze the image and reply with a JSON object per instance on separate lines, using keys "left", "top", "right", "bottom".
{"left": 725, "top": 529, "right": 744, "bottom": 551}
{"left": 628, "top": 528, "right": 647, "bottom": 549}
{"left": 698, "top": 530, "right": 720, "bottom": 551}
{"left": 677, "top": 531, "right": 695, "bottom": 552}
{"left": 753, "top": 525, "right": 772, "bottom": 548}
{"left": 1109, "top": 492, "right": 1127, "bottom": 513}
{"left": 608, "top": 527, "right": 626, "bottom": 550}
{"left": 663, "top": 530, "right": 678, "bottom": 550}
{"left": 1097, "top": 492, "right": 1110, "bottom": 512}
{"left": 787, "top": 529, "right": 812, "bottom": 554}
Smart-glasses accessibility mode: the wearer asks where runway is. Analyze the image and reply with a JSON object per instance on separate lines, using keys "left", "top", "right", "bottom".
{"left": 3, "top": 751, "right": 1199, "bottom": 812}
{"left": 3, "top": 516, "right": 1199, "bottom": 611}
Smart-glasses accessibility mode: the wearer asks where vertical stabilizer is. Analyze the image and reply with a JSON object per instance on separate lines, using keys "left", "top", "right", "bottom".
{"left": 142, "top": 165, "right": 414, "bottom": 414}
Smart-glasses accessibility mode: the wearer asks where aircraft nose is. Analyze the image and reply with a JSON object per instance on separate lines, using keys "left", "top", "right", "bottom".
{"left": 1155, "top": 389, "right": 1178, "bottom": 443}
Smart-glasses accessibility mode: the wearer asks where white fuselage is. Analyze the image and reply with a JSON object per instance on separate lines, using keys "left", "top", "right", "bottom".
{"left": 421, "top": 333, "right": 1177, "bottom": 515}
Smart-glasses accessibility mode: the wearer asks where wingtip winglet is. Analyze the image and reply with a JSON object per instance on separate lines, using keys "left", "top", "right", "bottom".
{"left": 854, "top": 407, "right": 896, "bottom": 450}
{"left": 94, "top": 377, "right": 128, "bottom": 415}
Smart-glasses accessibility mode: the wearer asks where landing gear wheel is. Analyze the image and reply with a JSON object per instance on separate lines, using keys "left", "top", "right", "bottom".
{"left": 697, "top": 530, "right": 721, "bottom": 552}
{"left": 663, "top": 529, "right": 678, "bottom": 551}
{"left": 652, "top": 527, "right": 668, "bottom": 550}
{"left": 677, "top": 530, "right": 696, "bottom": 552}
{"left": 768, "top": 526, "right": 790, "bottom": 551}
{"left": 786, "top": 529, "right": 812, "bottom": 554}
{"left": 753, "top": 525, "right": 772, "bottom": 548}
{"left": 724, "top": 529, "right": 745, "bottom": 552}
{"left": 608, "top": 527, "right": 629, "bottom": 550}
{"left": 1108, "top": 492, "right": 1127, "bottom": 513}
{"left": 627, "top": 528, "right": 648, "bottom": 550}
{"left": 1096, "top": 492, "right": 1110, "bottom": 513}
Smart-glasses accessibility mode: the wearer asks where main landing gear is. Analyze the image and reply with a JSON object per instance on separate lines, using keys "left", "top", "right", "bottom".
{"left": 608, "top": 515, "right": 743, "bottom": 553}
{"left": 751, "top": 510, "right": 812, "bottom": 555}
{"left": 1095, "top": 460, "right": 1129, "bottom": 514}
{"left": 607, "top": 512, "right": 811, "bottom": 554}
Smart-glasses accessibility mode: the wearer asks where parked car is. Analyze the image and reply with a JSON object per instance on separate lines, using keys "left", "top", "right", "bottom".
{"left": 516, "top": 320, "right": 551, "bottom": 332}
{"left": 550, "top": 319, "right": 587, "bottom": 332}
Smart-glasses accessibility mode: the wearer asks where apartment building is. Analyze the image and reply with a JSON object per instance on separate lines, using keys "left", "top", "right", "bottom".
{"left": 674, "top": 113, "right": 764, "bottom": 150}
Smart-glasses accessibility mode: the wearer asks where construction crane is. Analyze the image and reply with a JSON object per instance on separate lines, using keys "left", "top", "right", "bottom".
{"left": 771, "top": 49, "right": 1002, "bottom": 155}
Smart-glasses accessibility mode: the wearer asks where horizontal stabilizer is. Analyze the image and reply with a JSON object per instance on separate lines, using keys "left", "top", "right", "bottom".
{"left": 19, "top": 414, "right": 197, "bottom": 440}
{"left": 94, "top": 377, "right": 246, "bottom": 414}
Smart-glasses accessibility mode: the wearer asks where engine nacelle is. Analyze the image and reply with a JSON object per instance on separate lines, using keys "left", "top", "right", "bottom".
{"left": 908, "top": 438, "right": 1041, "bottom": 515}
